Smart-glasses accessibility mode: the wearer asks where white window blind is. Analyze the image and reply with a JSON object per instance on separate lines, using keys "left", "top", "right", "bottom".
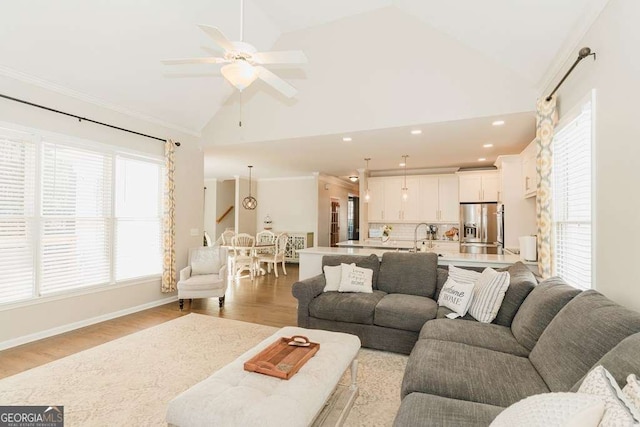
{"left": 40, "top": 142, "right": 112, "bottom": 294}
{"left": 115, "top": 156, "right": 163, "bottom": 280}
{"left": 552, "top": 99, "right": 593, "bottom": 289}
{"left": 0, "top": 129, "right": 36, "bottom": 303}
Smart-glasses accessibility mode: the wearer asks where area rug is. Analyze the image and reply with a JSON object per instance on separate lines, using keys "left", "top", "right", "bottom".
{"left": 0, "top": 314, "right": 407, "bottom": 426}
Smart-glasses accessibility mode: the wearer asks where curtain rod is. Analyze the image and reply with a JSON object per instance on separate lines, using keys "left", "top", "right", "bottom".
{"left": 0, "top": 93, "right": 181, "bottom": 146}
{"left": 545, "top": 47, "right": 596, "bottom": 102}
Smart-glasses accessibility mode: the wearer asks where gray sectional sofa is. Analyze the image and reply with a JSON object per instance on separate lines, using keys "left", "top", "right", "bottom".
{"left": 291, "top": 252, "right": 640, "bottom": 426}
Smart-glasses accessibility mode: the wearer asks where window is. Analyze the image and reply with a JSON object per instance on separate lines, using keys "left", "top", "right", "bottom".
{"left": 0, "top": 124, "right": 164, "bottom": 305}
{"left": 0, "top": 128, "right": 36, "bottom": 303}
{"left": 115, "top": 156, "right": 163, "bottom": 280}
{"left": 552, "top": 97, "right": 593, "bottom": 289}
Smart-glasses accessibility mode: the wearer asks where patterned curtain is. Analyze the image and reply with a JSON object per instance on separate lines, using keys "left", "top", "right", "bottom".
{"left": 535, "top": 96, "right": 558, "bottom": 278}
{"left": 162, "top": 139, "right": 177, "bottom": 293}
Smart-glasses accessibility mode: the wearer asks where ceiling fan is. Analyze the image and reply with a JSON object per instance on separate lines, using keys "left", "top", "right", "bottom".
{"left": 162, "top": 0, "right": 307, "bottom": 98}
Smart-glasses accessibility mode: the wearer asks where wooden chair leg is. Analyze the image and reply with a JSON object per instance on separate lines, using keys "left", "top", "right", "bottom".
{"left": 282, "top": 261, "right": 287, "bottom": 275}
{"left": 219, "top": 295, "right": 225, "bottom": 307}
{"left": 179, "top": 299, "right": 184, "bottom": 311}
{"left": 274, "top": 262, "right": 279, "bottom": 278}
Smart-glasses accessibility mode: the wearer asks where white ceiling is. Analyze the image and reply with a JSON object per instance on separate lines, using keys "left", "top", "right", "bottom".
{"left": 0, "top": 0, "right": 607, "bottom": 178}
{"left": 204, "top": 111, "right": 535, "bottom": 179}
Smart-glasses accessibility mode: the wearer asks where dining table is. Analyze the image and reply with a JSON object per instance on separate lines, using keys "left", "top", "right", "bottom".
{"left": 223, "top": 242, "right": 276, "bottom": 278}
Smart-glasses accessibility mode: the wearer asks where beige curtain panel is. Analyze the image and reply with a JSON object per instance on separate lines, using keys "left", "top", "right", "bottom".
{"left": 535, "top": 96, "right": 558, "bottom": 279}
{"left": 162, "top": 139, "right": 177, "bottom": 293}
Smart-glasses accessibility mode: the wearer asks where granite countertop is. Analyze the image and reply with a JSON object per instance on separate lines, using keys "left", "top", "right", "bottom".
{"left": 336, "top": 239, "right": 459, "bottom": 250}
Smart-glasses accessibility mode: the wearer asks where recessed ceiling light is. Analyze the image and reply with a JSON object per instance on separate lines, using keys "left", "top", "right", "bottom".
{"left": 342, "top": 137, "right": 352, "bottom": 142}
{"left": 492, "top": 120, "right": 505, "bottom": 126}
{"left": 410, "top": 129, "right": 422, "bottom": 135}
{"left": 478, "top": 158, "right": 486, "bottom": 162}
{"left": 483, "top": 143, "right": 494, "bottom": 148}
{"left": 399, "top": 162, "right": 406, "bottom": 167}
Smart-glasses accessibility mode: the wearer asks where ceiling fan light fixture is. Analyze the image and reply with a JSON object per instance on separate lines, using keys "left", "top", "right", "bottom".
{"left": 348, "top": 176, "right": 358, "bottom": 182}
{"left": 221, "top": 61, "right": 257, "bottom": 91}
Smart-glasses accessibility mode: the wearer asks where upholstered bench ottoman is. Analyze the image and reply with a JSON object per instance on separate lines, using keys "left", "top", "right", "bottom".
{"left": 166, "top": 326, "right": 361, "bottom": 427}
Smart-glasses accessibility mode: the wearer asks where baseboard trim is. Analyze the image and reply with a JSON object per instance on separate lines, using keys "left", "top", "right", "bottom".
{"left": 0, "top": 296, "right": 178, "bottom": 351}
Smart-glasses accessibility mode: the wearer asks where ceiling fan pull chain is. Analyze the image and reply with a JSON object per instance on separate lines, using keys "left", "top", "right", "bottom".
{"left": 239, "top": 0, "right": 244, "bottom": 42}
{"left": 239, "top": 91, "right": 243, "bottom": 127}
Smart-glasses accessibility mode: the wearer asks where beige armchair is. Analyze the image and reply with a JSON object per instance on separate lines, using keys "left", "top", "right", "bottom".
{"left": 177, "top": 246, "right": 228, "bottom": 310}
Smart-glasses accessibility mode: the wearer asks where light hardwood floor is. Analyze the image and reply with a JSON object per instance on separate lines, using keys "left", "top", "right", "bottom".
{"left": 0, "top": 265, "right": 300, "bottom": 380}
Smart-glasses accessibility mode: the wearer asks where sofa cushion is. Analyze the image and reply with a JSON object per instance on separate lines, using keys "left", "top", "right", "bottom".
{"left": 493, "top": 262, "right": 537, "bottom": 327}
{"left": 322, "top": 254, "right": 380, "bottom": 289}
{"left": 434, "top": 267, "right": 449, "bottom": 301}
{"left": 511, "top": 277, "right": 581, "bottom": 351}
{"left": 377, "top": 252, "right": 438, "bottom": 297}
{"left": 309, "top": 290, "right": 386, "bottom": 325}
{"left": 401, "top": 340, "right": 549, "bottom": 407}
{"left": 530, "top": 290, "right": 640, "bottom": 392}
{"left": 374, "top": 294, "right": 437, "bottom": 332}
{"left": 419, "top": 319, "right": 530, "bottom": 357}
{"left": 572, "top": 333, "right": 640, "bottom": 391}
{"left": 393, "top": 393, "right": 503, "bottom": 427}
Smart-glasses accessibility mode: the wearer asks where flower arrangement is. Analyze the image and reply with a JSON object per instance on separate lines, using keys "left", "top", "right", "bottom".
{"left": 382, "top": 225, "right": 393, "bottom": 237}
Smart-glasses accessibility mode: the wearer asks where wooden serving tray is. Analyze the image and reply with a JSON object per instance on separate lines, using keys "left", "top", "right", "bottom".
{"left": 244, "top": 335, "right": 320, "bottom": 380}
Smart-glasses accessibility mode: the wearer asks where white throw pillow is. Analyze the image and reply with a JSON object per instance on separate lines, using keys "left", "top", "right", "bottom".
{"left": 490, "top": 392, "right": 605, "bottom": 427}
{"left": 190, "top": 247, "right": 221, "bottom": 275}
{"left": 578, "top": 365, "right": 639, "bottom": 426}
{"left": 623, "top": 374, "right": 640, "bottom": 421}
{"left": 448, "top": 264, "right": 481, "bottom": 284}
{"left": 437, "top": 278, "right": 475, "bottom": 317}
{"left": 338, "top": 263, "right": 373, "bottom": 293}
{"left": 323, "top": 265, "right": 342, "bottom": 292}
{"left": 467, "top": 267, "right": 510, "bottom": 323}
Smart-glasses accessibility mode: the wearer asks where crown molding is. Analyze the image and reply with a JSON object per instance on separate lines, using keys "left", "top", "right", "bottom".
{"left": 0, "top": 65, "right": 202, "bottom": 138}
{"left": 257, "top": 175, "right": 316, "bottom": 182}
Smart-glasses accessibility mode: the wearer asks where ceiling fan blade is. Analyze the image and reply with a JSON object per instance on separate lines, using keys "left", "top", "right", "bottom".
{"left": 198, "top": 24, "right": 235, "bottom": 52}
{"left": 162, "top": 57, "right": 226, "bottom": 65}
{"left": 253, "top": 51, "right": 308, "bottom": 65}
{"left": 255, "top": 66, "right": 297, "bottom": 98}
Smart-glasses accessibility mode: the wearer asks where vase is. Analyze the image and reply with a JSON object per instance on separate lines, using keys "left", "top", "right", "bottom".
{"left": 382, "top": 235, "right": 390, "bottom": 243}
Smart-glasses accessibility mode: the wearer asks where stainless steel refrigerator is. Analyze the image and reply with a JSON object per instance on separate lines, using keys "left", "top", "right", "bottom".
{"left": 459, "top": 203, "right": 504, "bottom": 254}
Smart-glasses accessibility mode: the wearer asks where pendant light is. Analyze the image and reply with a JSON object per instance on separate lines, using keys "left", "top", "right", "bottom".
{"left": 364, "top": 158, "right": 371, "bottom": 203}
{"left": 242, "top": 165, "right": 257, "bottom": 210}
{"left": 401, "top": 155, "right": 409, "bottom": 201}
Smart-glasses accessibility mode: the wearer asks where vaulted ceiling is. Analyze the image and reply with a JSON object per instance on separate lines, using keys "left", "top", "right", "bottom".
{"left": 0, "top": 0, "right": 608, "bottom": 177}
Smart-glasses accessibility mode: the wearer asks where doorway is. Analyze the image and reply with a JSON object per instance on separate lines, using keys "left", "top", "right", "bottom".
{"left": 348, "top": 196, "right": 360, "bottom": 241}
{"left": 330, "top": 199, "right": 340, "bottom": 247}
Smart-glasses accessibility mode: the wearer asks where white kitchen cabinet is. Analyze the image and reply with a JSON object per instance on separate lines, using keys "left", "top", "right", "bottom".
{"left": 383, "top": 177, "right": 403, "bottom": 221}
{"left": 367, "top": 178, "right": 385, "bottom": 221}
{"left": 521, "top": 140, "right": 537, "bottom": 198}
{"left": 438, "top": 175, "right": 460, "bottom": 222}
{"left": 457, "top": 171, "right": 500, "bottom": 203}
{"left": 418, "top": 175, "right": 459, "bottom": 222}
{"left": 418, "top": 176, "right": 439, "bottom": 221}
{"left": 402, "top": 177, "right": 421, "bottom": 221}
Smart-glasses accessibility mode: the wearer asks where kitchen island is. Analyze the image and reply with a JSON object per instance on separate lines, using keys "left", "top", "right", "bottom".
{"left": 297, "top": 246, "right": 536, "bottom": 281}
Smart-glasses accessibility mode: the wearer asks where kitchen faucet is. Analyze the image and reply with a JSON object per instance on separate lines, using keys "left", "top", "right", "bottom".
{"left": 414, "top": 223, "right": 437, "bottom": 251}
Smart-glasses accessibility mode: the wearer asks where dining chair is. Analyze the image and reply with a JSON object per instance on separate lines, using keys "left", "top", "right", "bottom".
{"left": 257, "top": 233, "right": 289, "bottom": 278}
{"left": 230, "top": 233, "right": 256, "bottom": 280}
{"left": 220, "top": 229, "right": 236, "bottom": 245}
{"left": 255, "top": 230, "right": 276, "bottom": 256}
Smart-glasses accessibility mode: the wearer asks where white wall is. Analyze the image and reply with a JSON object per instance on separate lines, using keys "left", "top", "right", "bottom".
{"left": 542, "top": 0, "right": 640, "bottom": 311}
{"left": 317, "top": 175, "right": 358, "bottom": 247}
{"left": 255, "top": 177, "right": 317, "bottom": 233}
{"left": 0, "top": 74, "right": 203, "bottom": 346}
{"left": 235, "top": 177, "right": 257, "bottom": 235}
{"left": 216, "top": 179, "right": 235, "bottom": 237}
